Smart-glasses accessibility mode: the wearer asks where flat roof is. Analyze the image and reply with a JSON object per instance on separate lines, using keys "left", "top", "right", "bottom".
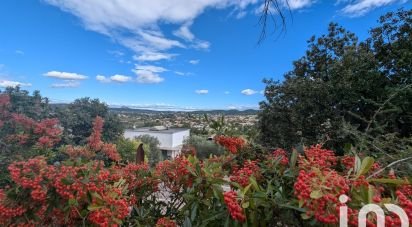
{"left": 125, "top": 127, "right": 190, "bottom": 134}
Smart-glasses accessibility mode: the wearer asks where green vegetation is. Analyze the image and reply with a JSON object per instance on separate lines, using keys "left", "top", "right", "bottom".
{"left": 259, "top": 9, "right": 412, "bottom": 158}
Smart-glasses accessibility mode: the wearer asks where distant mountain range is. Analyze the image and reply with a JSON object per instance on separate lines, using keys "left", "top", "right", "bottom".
{"left": 50, "top": 103, "right": 259, "bottom": 115}
{"left": 109, "top": 106, "right": 259, "bottom": 115}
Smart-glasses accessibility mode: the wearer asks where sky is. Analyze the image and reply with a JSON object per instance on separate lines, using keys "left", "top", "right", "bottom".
{"left": 0, "top": 0, "right": 410, "bottom": 111}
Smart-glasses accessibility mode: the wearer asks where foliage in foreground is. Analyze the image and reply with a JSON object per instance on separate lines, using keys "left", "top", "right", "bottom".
{"left": 0, "top": 97, "right": 411, "bottom": 226}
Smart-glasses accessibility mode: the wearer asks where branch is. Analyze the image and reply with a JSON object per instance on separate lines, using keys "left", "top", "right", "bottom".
{"left": 258, "top": 0, "right": 290, "bottom": 44}
{"left": 367, "top": 156, "right": 412, "bottom": 179}
{"left": 365, "top": 84, "right": 412, "bottom": 133}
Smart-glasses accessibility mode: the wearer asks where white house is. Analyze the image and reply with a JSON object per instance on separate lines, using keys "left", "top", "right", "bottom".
{"left": 124, "top": 126, "right": 190, "bottom": 159}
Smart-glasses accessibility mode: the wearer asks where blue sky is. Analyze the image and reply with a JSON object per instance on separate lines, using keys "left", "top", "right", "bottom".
{"left": 0, "top": 0, "right": 410, "bottom": 110}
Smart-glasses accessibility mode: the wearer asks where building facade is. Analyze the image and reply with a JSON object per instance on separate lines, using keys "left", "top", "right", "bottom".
{"left": 124, "top": 126, "right": 190, "bottom": 159}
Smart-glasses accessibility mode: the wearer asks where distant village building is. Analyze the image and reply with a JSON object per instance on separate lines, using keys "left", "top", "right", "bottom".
{"left": 124, "top": 126, "right": 190, "bottom": 160}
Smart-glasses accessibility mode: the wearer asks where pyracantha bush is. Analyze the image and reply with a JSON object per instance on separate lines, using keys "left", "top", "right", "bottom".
{"left": 215, "top": 135, "right": 245, "bottom": 154}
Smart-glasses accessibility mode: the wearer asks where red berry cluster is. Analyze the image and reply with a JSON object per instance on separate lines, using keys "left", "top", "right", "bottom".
{"left": 215, "top": 136, "right": 245, "bottom": 154}
{"left": 1, "top": 157, "right": 132, "bottom": 226}
{"left": 8, "top": 157, "right": 51, "bottom": 202}
{"left": 156, "top": 217, "right": 177, "bottom": 227}
{"left": 0, "top": 189, "right": 26, "bottom": 222}
{"left": 118, "top": 163, "right": 158, "bottom": 200}
{"left": 294, "top": 168, "right": 349, "bottom": 224}
{"left": 88, "top": 195, "right": 129, "bottom": 227}
{"left": 88, "top": 116, "right": 104, "bottom": 150}
{"left": 272, "top": 148, "right": 289, "bottom": 166}
{"left": 33, "top": 118, "right": 61, "bottom": 148}
{"left": 155, "top": 156, "right": 194, "bottom": 192}
{"left": 298, "top": 145, "right": 337, "bottom": 171}
{"left": 86, "top": 116, "right": 121, "bottom": 161}
{"left": 223, "top": 190, "right": 246, "bottom": 222}
{"left": 6, "top": 113, "right": 62, "bottom": 148}
{"left": 0, "top": 94, "right": 9, "bottom": 128}
{"left": 64, "top": 145, "right": 96, "bottom": 160}
{"left": 397, "top": 187, "right": 412, "bottom": 223}
{"left": 230, "top": 160, "right": 260, "bottom": 187}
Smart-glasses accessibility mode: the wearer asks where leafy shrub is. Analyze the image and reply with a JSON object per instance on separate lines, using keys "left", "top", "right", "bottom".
{"left": 0, "top": 95, "right": 410, "bottom": 226}
{"left": 185, "top": 135, "right": 224, "bottom": 159}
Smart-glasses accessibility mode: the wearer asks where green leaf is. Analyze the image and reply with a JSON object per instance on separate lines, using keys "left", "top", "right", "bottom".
{"left": 113, "top": 218, "right": 122, "bottom": 225}
{"left": 91, "top": 192, "right": 103, "bottom": 201}
{"left": 68, "top": 198, "right": 78, "bottom": 206}
{"left": 279, "top": 204, "right": 306, "bottom": 212}
{"left": 242, "top": 202, "right": 250, "bottom": 209}
{"left": 310, "top": 190, "right": 323, "bottom": 199}
{"left": 301, "top": 213, "right": 311, "bottom": 220}
{"left": 61, "top": 178, "right": 73, "bottom": 185}
{"left": 356, "top": 157, "right": 375, "bottom": 177}
{"left": 249, "top": 177, "right": 260, "bottom": 191}
{"left": 183, "top": 217, "right": 192, "bottom": 227}
{"left": 354, "top": 155, "right": 362, "bottom": 174}
{"left": 190, "top": 203, "right": 198, "bottom": 221}
{"left": 290, "top": 149, "right": 298, "bottom": 169}
{"left": 368, "top": 178, "right": 409, "bottom": 185}
{"left": 80, "top": 209, "right": 88, "bottom": 217}
{"left": 343, "top": 143, "right": 352, "bottom": 153}
{"left": 298, "top": 200, "right": 304, "bottom": 208}
{"left": 241, "top": 184, "right": 252, "bottom": 197}
{"left": 87, "top": 205, "right": 103, "bottom": 211}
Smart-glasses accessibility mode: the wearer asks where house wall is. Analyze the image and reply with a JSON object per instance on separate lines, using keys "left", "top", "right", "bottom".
{"left": 171, "top": 130, "right": 190, "bottom": 147}
{"left": 124, "top": 130, "right": 173, "bottom": 148}
{"left": 124, "top": 129, "right": 190, "bottom": 151}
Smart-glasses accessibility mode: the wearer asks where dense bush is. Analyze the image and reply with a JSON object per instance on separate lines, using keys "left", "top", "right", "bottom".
{"left": 185, "top": 135, "right": 225, "bottom": 159}
{"left": 0, "top": 100, "right": 410, "bottom": 226}
{"left": 136, "top": 134, "right": 162, "bottom": 167}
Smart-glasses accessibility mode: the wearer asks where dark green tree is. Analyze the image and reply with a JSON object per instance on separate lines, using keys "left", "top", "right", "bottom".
{"left": 259, "top": 9, "right": 412, "bottom": 154}
{"left": 57, "top": 97, "right": 124, "bottom": 145}
{"left": 2, "top": 87, "right": 51, "bottom": 120}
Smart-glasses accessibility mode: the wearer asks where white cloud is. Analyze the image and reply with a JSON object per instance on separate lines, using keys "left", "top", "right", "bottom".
{"left": 224, "top": 91, "right": 231, "bottom": 95}
{"left": 175, "top": 71, "right": 185, "bottom": 76}
{"left": 44, "top": 71, "right": 87, "bottom": 80}
{"left": 96, "top": 75, "right": 110, "bottom": 83}
{"left": 138, "top": 30, "right": 185, "bottom": 50}
{"left": 110, "top": 74, "right": 132, "bottom": 82}
{"left": 0, "top": 80, "right": 31, "bottom": 88}
{"left": 135, "top": 65, "right": 167, "bottom": 73}
{"left": 51, "top": 80, "right": 80, "bottom": 88}
{"left": 241, "top": 89, "right": 257, "bottom": 95}
{"left": 136, "top": 71, "right": 164, "bottom": 84}
{"left": 44, "top": 0, "right": 259, "bottom": 63}
{"left": 96, "top": 74, "right": 132, "bottom": 83}
{"left": 173, "top": 22, "right": 211, "bottom": 50}
{"left": 195, "top": 89, "right": 209, "bottom": 94}
{"left": 254, "top": 0, "right": 314, "bottom": 15}
{"left": 189, "top": 59, "right": 200, "bottom": 65}
{"left": 110, "top": 103, "right": 201, "bottom": 111}
{"left": 227, "top": 104, "right": 259, "bottom": 110}
{"left": 133, "top": 65, "right": 167, "bottom": 84}
{"left": 192, "top": 40, "right": 211, "bottom": 50}
{"left": 284, "top": 0, "right": 314, "bottom": 10}
{"left": 173, "top": 22, "right": 195, "bottom": 41}
{"left": 108, "top": 50, "right": 124, "bottom": 57}
{"left": 15, "top": 50, "right": 25, "bottom": 55}
{"left": 133, "top": 52, "right": 175, "bottom": 61}
{"left": 341, "top": 0, "right": 402, "bottom": 17}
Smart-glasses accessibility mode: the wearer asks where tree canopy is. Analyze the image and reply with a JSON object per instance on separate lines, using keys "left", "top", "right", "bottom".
{"left": 259, "top": 9, "right": 412, "bottom": 154}
{"left": 56, "top": 97, "right": 124, "bottom": 145}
